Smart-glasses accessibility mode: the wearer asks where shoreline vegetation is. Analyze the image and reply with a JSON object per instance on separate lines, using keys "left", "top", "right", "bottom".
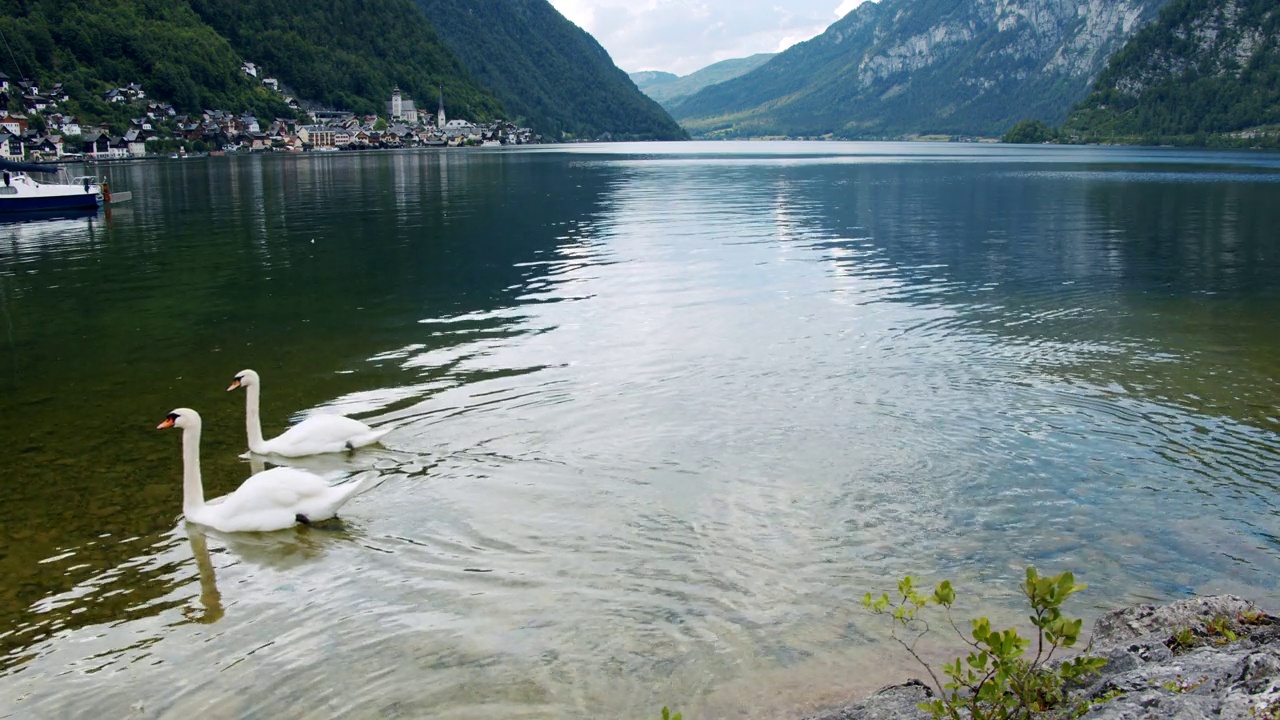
{"left": 798, "top": 592, "right": 1280, "bottom": 720}
{"left": 1002, "top": 119, "right": 1280, "bottom": 150}
{"left": 657, "top": 590, "right": 1280, "bottom": 720}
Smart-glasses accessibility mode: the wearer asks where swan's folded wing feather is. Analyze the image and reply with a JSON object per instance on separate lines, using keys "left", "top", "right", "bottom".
{"left": 230, "top": 468, "right": 330, "bottom": 509}
{"left": 275, "top": 415, "right": 374, "bottom": 449}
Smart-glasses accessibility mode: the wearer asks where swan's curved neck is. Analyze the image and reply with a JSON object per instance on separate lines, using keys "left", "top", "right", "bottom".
{"left": 181, "top": 423, "right": 206, "bottom": 516}
{"left": 244, "top": 382, "right": 267, "bottom": 452}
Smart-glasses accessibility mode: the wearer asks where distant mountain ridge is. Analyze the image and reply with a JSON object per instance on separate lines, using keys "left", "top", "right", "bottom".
{"left": 629, "top": 54, "right": 775, "bottom": 108}
{"left": 418, "top": 0, "right": 687, "bottom": 140}
{"left": 1061, "top": 0, "right": 1280, "bottom": 145}
{"left": 631, "top": 71, "right": 680, "bottom": 91}
{"left": 671, "top": 0, "right": 1172, "bottom": 138}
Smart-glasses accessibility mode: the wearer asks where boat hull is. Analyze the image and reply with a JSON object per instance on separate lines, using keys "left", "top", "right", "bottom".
{"left": 0, "top": 191, "right": 103, "bottom": 213}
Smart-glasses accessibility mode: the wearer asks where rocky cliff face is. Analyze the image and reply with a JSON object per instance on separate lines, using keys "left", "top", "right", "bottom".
{"left": 671, "top": 0, "right": 1172, "bottom": 138}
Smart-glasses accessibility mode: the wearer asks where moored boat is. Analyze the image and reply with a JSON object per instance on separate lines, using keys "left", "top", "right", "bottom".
{"left": 0, "top": 159, "right": 103, "bottom": 213}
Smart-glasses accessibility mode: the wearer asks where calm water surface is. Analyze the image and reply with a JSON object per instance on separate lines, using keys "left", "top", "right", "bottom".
{"left": 1, "top": 141, "right": 1279, "bottom": 718}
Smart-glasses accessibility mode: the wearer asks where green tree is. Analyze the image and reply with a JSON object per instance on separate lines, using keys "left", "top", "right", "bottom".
{"left": 1003, "top": 119, "right": 1056, "bottom": 143}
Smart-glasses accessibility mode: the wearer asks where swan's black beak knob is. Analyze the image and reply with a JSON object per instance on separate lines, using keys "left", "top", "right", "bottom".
{"left": 227, "top": 378, "right": 242, "bottom": 391}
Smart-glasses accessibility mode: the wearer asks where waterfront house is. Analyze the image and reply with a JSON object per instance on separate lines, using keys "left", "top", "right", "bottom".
{"left": 109, "top": 135, "right": 131, "bottom": 158}
{"left": 30, "top": 134, "right": 63, "bottom": 160}
{"left": 81, "top": 131, "right": 111, "bottom": 158}
{"left": 0, "top": 132, "right": 17, "bottom": 160}
{"left": 298, "top": 125, "right": 335, "bottom": 148}
{"left": 124, "top": 129, "right": 146, "bottom": 157}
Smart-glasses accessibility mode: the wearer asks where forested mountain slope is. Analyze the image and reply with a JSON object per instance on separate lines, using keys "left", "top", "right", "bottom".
{"left": 0, "top": 0, "right": 293, "bottom": 124}
{"left": 418, "top": 0, "right": 687, "bottom": 140}
{"left": 189, "top": 0, "right": 502, "bottom": 120}
{"left": 1061, "top": 0, "right": 1280, "bottom": 144}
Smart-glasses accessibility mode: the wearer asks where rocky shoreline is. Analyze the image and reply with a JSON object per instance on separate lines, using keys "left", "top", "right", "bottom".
{"left": 804, "top": 595, "right": 1280, "bottom": 720}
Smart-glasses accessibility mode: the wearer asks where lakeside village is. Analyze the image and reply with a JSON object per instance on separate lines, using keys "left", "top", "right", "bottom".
{"left": 0, "top": 62, "right": 540, "bottom": 163}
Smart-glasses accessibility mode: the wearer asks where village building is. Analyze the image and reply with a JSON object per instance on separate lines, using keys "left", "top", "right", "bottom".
{"left": 0, "top": 131, "right": 19, "bottom": 161}
{"left": 387, "top": 87, "right": 419, "bottom": 124}
{"left": 0, "top": 113, "right": 28, "bottom": 135}
{"left": 297, "top": 125, "right": 336, "bottom": 148}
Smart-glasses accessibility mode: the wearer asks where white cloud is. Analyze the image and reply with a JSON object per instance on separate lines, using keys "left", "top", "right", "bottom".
{"left": 834, "top": 0, "right": 869, "bottom": 17}
{"left": 547, "top": 0, "right": 872, "bottom": 76}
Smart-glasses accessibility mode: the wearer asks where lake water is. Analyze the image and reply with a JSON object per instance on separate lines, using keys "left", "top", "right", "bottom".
{"left": 1, "top": 141, "right": 1279, "bottom": 719}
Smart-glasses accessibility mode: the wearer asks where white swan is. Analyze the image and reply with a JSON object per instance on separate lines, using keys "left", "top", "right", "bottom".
{"left": 228, "top": 369, "right": 390, "bottom": 457}
{"left": 158, "top": 408, "right": 372, "bottom": 533}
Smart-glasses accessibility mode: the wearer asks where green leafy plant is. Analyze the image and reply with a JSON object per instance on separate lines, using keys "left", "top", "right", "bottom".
{"left": 1238, "top": 610, "right": 1269, "bottom": 627}
{"left": 1205, "top": 614, "right": 1239, "bottom": 644}
{"left": 658, "top": 707, "right": 683, "bottom": 720}
{"left": 863, "top": 567, "right": 1107, "bottom": 720}
{"left": 1169, "top": 626, "right": 1197, "bottom": 652}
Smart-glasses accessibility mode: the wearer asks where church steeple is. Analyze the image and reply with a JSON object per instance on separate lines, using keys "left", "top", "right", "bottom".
{"left": 436, "top": 85, "right": 446, "bottom": 128}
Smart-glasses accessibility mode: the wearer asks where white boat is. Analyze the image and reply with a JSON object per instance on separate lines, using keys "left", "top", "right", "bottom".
{"left": 0, "top": 159, "right": 103, "bottom": 213}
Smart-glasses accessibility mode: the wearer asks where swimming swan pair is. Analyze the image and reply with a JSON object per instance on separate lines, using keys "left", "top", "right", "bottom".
{"left": 158, "top": 369, "right": 390, "bottom": 533}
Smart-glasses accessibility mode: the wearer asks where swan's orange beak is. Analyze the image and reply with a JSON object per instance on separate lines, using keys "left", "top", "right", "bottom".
{"left": 157, "top": 417, "right": 175, "bottom": 429}
{"left": 227, "top": 378, "right": 242, "bottom": 391}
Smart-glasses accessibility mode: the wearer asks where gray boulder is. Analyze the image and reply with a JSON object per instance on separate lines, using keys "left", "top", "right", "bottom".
{"left": 799, "top": 679, "right": 933, "bottom": 720}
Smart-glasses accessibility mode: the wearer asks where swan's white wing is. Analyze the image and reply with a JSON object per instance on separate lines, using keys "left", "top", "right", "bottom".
{"left": 196, "top": 468, "right": 370, "bottom": 532}
{"left": 264, "top": 415, "right": 379, "bottom": 456}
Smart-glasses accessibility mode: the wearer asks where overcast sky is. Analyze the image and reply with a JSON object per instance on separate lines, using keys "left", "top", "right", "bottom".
{"left": 546, "top": 0, "right": 873, "bottom": 76}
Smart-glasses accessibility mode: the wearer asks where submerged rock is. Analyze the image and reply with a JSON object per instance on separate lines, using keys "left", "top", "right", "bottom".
{"left": 805, "top": 595, "right": 1280, "bottom": 720}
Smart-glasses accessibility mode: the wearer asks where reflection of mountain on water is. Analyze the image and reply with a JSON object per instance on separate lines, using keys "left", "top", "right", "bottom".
{"left": 765, "top": 162, "right": 1280, "bottom": 433}
{"left": 0, "top": 151, "right": 617, "bottom": 674}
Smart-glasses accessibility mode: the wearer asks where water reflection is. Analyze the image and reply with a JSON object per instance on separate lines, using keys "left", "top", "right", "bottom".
{"left": 184, "top": 527, "right": 223, "bottom": 625}
{"left": 0, "top": 145, "right": 1278, "bottom": 719}
{"left": 0, "top": 149, "right": 618, "bottom": 681}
